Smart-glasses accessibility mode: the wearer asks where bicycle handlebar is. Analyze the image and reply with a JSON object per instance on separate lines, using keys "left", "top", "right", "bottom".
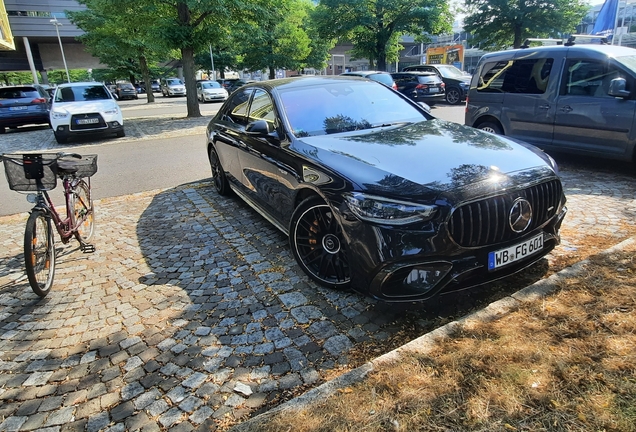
{"left": 56, "top": 152, "right": 82, "bottom": 159}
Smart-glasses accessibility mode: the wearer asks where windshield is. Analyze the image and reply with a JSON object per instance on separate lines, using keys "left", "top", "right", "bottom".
{"left": 167, "top": 79, "right": 183, "bottom": 85}
{"left": 120, "top": 84, "right": 134, "bottom": 90}
{"left": 201, "top": 82, "right": 221, "bottom": 89}
{"left": 280, "top": 81, "right": 425, "bottom": 137}
{"left": 615, "top": 55, "right": 636, "bottom": 74}
{"left": 55, "top": 85, "right": 110, "bottom": 102}
{"left": 437, "top": 65, "right": 466, "bottom": 79}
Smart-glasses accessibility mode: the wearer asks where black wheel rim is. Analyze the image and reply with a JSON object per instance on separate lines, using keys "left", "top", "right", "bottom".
{"left": 209, "top": 149, "right": 223, "bottom": 192}
{"left": 447, "top": 89, "right": 460, "bottom": 104}
{"left": 294, "top": 204, "right": 350, "bottom": 285}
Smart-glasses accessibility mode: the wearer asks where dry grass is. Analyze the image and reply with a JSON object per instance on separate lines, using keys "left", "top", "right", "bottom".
{"left": 243, "top": 240, "right": 636, "bottom": 432}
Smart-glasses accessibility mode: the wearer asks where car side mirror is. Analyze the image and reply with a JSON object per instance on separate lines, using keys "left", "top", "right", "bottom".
{"left": 608, "top": 77, "right": 630, "bottom": 98}
{"left": 246, "top": 120, "right": 280, "bottom": 141}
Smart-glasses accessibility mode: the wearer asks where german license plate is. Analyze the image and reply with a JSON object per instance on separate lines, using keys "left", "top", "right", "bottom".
{"left": 9, "top": 106, "right": 27, "bottom": 111}
{"left": 488, "top": 233, "right": 543, "bottom": 270}
{"left": 77, "top": 118, "right": 99, "bottom": 125}
{"left": 429, "top": 88, "right": 439, "bottom": 93}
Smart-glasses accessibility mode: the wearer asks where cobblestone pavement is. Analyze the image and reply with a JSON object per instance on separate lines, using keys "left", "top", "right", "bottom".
{"left": 1, "top": 133, "right": 635, "bottom": 430}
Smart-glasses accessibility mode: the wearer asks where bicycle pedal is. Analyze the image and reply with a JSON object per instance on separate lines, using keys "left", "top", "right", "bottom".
{"left": 80, "top": 244, "right": 95, "bottom": 253}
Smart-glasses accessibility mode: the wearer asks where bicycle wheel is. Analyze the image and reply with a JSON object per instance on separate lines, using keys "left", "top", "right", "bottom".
{"left": 24, "top": 210, "right": 56, "bottom": 297}
{"left": 71, "top": 179, "right": 94, "bottom": 242}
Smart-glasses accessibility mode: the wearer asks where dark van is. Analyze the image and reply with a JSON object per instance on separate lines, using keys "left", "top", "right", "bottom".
{"left": 465, "top": 43, "right": 636, "bottom": 163}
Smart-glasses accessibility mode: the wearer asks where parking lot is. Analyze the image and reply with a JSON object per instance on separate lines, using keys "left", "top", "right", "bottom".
{"left": 1, "top": 105, "right": 635, "bottom": 431}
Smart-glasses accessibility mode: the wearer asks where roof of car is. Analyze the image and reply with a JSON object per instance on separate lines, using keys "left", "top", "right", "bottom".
{"left": 341, "top": 71, "right": 391, "bottom": 76}
{"left": 239, "top": 76, "right": 380, "bottom": 92}
{"left": 481, "top": 43, "right": 636, "bottom": 60}
{"left": 57, "top": 82, "right": 106, "bottom": 88}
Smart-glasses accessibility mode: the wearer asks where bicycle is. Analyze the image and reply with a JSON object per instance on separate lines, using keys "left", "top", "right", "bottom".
{"left": 2, "top": 152, "right": 97, "bottom": 297}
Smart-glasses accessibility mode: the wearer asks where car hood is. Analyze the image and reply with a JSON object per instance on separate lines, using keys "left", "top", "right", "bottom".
{"left": 444, "top": 75, "right": 471, "bottom": 85}
{"left": 295, "top": 120, "right": 557, "bottom": 201}
{"left": 52, "top": 100, "right": 118, "bottom": 114}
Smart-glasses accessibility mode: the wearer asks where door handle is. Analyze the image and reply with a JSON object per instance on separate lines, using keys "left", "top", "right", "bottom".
{"left": 538, "top": 104, "right": 550, "bottom": 110}
{"left": 559, "top": 105, "right": 573, "bottom": 113}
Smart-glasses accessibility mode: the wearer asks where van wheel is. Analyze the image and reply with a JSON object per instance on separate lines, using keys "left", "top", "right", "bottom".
{"left": 478, "top": 122, "right": 503, "bottom": 135}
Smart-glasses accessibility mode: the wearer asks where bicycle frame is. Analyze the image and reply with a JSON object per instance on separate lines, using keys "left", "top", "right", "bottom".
{"left": 31, "top": 176, "right": 91, "bottom": 245}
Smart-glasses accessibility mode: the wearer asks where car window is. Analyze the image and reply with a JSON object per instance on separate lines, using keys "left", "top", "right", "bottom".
{"left": 167, "top": 79, "right": 183, "bottom": 86}
{"left": 477, "top": 58, "right": 553, "bottom": 94}
{"left": 248, "top": 90, "right": 276, "bottom": 124}
{"left": 367, "top": 73, "right": 394, "bottom": 87}
{"left": 437, "top": 65, "right": 465, "bottom": 78}
{"left": 120, "top": 84, "right": 134, "bottom": 90}
{"left": 55, "top": 85, "right": 110, "bottom": 102}
{"left": 0, "top": 87, "right": 39, "bottom": 99}
{"left": 562, "top": 59, "right": 628, "bottom": 98}
{"left": 280, "top": 80, "right": 424, "bottom": 137}
{"left": 221, "top": 88, "right": 252, "bottom": 125}
{"left": 201, "top": 82, "right": 222, "bottom": 89}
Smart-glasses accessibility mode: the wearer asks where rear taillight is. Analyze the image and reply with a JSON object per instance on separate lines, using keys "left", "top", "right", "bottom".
{"left": 392, "top": 83, "right": 397, "bottom": 90}
{"left": 415, "top": 84, "right": 428, "bottom": 89}
{"left": 31, "top": 98, "right": 46, "bottom": 103}
{"left": 440, "top": 83, "right": 445, "bottom": 88}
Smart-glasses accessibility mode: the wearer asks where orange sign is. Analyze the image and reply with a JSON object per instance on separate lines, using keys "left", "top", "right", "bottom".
{"left": 426, "top": 45, "right": 464, "bottom": 67}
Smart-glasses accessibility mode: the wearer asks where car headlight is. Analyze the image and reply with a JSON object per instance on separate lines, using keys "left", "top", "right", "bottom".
{"left": 344, "top": 193, "right": 437, "bottom": 225}
{"left": 104, "top": 107, "right": 119, "bottom": 115}
{"left": 51, "top": 110, "right": 69, "bottom": 119}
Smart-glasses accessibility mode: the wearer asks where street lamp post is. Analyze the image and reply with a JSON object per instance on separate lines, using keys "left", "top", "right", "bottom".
{"left": 50, "top": 17, "right": 70, "bottom": 83}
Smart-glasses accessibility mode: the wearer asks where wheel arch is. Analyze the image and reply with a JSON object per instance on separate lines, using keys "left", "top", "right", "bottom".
{"left": 473, "top": 115, "right": 505, "bottom": 134}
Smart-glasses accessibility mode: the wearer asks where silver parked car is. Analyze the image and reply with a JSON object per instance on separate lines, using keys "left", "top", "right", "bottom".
{"left": 160, "top": 78, "right": 186, "bottom": 97}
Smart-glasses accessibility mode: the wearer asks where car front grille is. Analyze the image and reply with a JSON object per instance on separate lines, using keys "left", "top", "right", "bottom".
{"left": 70, "top": 113, "right": 107, "bottom": 131}
{"left": 448, "top": 179, "right": 562, "bottom": 247}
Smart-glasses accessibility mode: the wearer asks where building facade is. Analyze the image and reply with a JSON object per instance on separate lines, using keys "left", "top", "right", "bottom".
{"left": 0, "top": 0, "right": 101, "bottom": 83}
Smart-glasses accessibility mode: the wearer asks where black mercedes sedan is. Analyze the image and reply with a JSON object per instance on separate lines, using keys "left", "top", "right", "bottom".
{"left": 205, "top": 76, "right": 567, "bottom": 302}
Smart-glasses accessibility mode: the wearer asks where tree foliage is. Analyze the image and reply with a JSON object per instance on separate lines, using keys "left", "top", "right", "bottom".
{"left": 313, "top": 0, "right": 450, "bottom": 72}
{"left": 235, "top": 0, "right": 328, "bottom": 78}
{"left": 463, "top": 0, "right": 589, "bottom": 50}
{"left": 69, "top": 0, "right": 167, "bottom": 104}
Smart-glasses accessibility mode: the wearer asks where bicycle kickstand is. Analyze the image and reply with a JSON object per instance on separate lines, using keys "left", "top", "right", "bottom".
{"left": 80, "top": 242, "right": 96, "bottom": 253}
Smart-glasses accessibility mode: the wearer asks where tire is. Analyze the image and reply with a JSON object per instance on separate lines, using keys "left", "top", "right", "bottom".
{"left": 478, "top": 121, "right": 503, "bottom": 135}
{"left": 289, "top": 197, "right": 350, "bottom": 290}
{"left": 445, "top": 87, "right": 462, "bottom": 105}
{"left": 71, "top": 180, "right": 95, "bottom": 242}
{"left": 24, "top": 210, "right": 55, "bottom": 297}
{"left": 0, "top": 126, "right": 5, "bottom": 134}
{"left": 54, "top": 132, "right": 67, "bottom": 144}
{"left": 208, "top": 145, "right": 231, "bottom": 196}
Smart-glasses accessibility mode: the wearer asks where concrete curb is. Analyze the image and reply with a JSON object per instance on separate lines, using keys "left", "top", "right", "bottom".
{"left": 229, "top": 236, "right": 636, "bottom": 431}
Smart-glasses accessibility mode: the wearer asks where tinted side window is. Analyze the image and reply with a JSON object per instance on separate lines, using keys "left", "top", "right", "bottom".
{"left": 222, "top": 89, "right": 252, "bottom": 125}
{"left": 562, "top": 59, "right": 630, "bottom": 98}
{"left": 248, "top": 90, "right": 276, "bottom": 124}
{"left": 478, "top": 58, "right": 553, "bottom": 94}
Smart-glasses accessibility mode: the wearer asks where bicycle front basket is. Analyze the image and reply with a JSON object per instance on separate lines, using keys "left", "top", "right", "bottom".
{"left": 2, "top": 154, "right": 58, "bottom": 191}
{"left": 73, "top": 154, "right": 98, "bottom": 178}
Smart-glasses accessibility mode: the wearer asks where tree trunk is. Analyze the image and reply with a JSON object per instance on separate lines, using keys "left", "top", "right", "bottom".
{"left": 513, "top": 26, "right": 523, "bottom": 49}
{"left": 181, "top": 46, "right": 201, "bottom": 117}
{"left": 376, "top": 38, "right": 387, "bottom": 71}
{"left": 139, "top": 54, "right": 154, "bottom": 103}
{"left": 269, "top": 66, "right": 276, "bottom": 79}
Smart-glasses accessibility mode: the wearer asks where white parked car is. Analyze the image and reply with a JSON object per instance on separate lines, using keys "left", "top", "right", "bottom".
{"left": 196, "top": 80, "right": 229, "bottom": 103}
{"left": 50, "top": 82, "right": 124, "bottom": 144}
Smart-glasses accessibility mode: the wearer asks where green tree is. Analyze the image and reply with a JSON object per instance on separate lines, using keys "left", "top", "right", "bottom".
{"left": 69, "top": 0, "right": 168, "bottom": 104}
{"left": 237, "top": 0, "right": 315, "bottom": 79}
{"left": 463, "top": 0, "right": 589, "bottom": 50}
{"left": 313, "top": 0, "right": 450, "bottom": 72}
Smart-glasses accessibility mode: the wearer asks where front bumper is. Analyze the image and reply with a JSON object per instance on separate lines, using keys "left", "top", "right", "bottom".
{"left": 344, "top": 204, "right": 567, "bottom": 303}
{"left": 202, "top": 93, "right": 227, "bottom": 101}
